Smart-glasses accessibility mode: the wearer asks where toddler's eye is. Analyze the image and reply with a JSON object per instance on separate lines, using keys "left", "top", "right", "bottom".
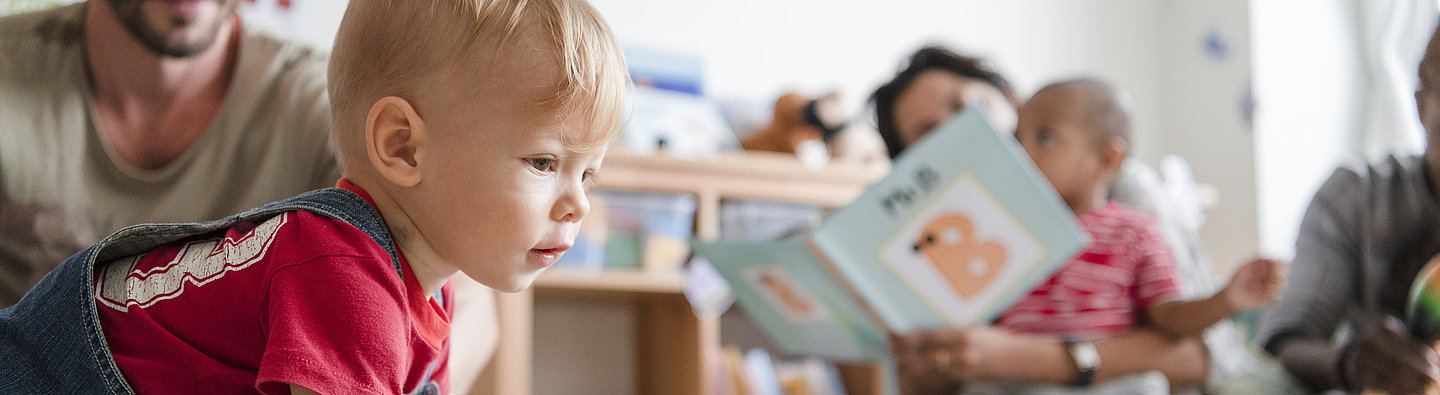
{"left": 526, "top": 157, "right": 554, "bottom": 172}
{"left": 582, "top": 169, "right": 599, "bottom": 187}
{"left": 949, "top": 95, "right": 967, "bottom": 113}
{"left": 1036, "top": 130, "right": 1055, "bottom": 145}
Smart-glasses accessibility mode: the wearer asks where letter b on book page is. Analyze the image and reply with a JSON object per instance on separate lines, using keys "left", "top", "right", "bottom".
{"left": 879, "top": 174, "right": 1045, "bottom": 326}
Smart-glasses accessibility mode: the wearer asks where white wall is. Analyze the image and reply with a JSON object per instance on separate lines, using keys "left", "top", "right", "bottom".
{"left": 1251, "top": 0, "right": 1435, "bottom": 261}
{"left": 1251, "top": 0, "right": 1364, "bottom": 260}
{"left": 238, "top": 0, "right": 349, "bottom": 51}
{"left": 590, "top": 0, "right": 1169, "bottom": 163}
{"left": 1159, "top": 1, "right": 1258, "bottom": 274}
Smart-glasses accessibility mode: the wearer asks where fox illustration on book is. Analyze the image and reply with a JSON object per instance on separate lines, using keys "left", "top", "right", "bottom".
{"left": 758, "top": 270, "right": 818, "bottom": 317}
{"left": 913, "top": 213, "right": 1008, "bottom": 298}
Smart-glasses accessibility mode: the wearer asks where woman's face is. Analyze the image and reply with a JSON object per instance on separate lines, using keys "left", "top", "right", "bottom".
{"left": 892, "top": 70, "right": 1018, "bottom": 147}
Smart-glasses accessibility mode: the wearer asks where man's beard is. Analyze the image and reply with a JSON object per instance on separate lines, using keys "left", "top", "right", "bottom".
{"left": 105, "top": 0, "right": 235, "bottom": 58}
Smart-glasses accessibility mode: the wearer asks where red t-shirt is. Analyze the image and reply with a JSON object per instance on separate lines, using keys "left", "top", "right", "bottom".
{"left": 94, "top": 180, "right": 452, "bottom": 394}
{"left": 994, "top": 202, "right": 1182, "bottom": 338}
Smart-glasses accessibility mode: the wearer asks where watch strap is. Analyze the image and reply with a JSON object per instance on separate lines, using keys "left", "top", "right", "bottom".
{"left": 1063, "top": 338, "right": 1098, "bottom": 388}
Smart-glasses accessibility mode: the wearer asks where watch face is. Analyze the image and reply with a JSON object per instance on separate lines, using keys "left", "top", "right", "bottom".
{"left": 1071, "top": 342, "right": 1100, "bottom": 369}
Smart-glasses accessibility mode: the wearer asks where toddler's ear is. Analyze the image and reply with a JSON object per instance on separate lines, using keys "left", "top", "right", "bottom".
{"left": 365, "top": 96, "right": 426, "bottom": 187}
{"left": 1101, "top": 137, "right": 1127, "bottom": 175}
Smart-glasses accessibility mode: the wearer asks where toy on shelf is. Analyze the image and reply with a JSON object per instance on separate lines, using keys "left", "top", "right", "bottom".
{"left": 740, "top": 91, "right": 887, "bottom": 168}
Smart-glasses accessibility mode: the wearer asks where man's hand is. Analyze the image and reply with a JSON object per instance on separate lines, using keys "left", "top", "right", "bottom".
{"left": 1341, "top": 317, "right": 1440, "bottom": 394}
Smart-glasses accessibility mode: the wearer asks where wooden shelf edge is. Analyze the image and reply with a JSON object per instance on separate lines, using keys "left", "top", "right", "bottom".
{"left": 596, "top": 152, "right": 888, "bottom": 208}
{"left": 534, "top": 269, "right": 687, "bottom": 297}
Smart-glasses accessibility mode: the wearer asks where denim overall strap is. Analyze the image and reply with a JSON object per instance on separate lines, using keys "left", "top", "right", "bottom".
{"left": 224, "top": 188, "right": 402, "bottom": 275}
{"left": 0, "top": 188, "right": 399, "bottom": 394}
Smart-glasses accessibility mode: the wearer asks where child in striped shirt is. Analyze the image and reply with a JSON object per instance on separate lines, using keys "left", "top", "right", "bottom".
{"left": 994, "top": 79, "right": 1285, "bottom": 343}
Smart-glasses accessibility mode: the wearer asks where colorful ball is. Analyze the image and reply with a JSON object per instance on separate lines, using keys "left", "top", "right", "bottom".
{"left": 1406, "top": 254, "right": 1440, "bottom": 343}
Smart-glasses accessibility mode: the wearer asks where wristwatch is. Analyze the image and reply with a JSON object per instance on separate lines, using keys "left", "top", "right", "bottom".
{"left": 1063, "top": 338, "right": 1099, "bottom": 388}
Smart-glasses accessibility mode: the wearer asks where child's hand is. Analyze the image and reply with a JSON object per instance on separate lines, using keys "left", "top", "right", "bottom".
{"left": 1220, "top": 258, "right": 1287, "bottom": 311}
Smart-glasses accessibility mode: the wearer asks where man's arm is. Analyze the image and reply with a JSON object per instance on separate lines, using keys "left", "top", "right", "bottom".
{"left": 1270, "top": 337, "right": 1343, "bottom": 392}
{"left": 1256, "top": 167, "right": 1365, "bottom": 391}
{"left": 1252, "top": 166, "right": 1440, "bottom": 392}
{"left": 1273, "top": 317, "right": 1440, "bottom": 394}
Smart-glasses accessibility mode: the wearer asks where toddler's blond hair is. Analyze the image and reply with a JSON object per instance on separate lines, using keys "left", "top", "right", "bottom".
{"left": 327, "top": 0, "right": 628, "bottom": 170}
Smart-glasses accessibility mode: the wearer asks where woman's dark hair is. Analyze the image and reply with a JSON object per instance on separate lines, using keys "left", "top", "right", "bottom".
{"left": 871, "top": 46, "right": 1019, "bottom": 158}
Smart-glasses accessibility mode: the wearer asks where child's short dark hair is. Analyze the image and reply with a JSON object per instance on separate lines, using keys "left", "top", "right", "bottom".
{"left": 1034, "top": 78, "right": 1132, "bottom": 146}
{"left": 870, "top": 46, "right": 1019, "bottom": 158}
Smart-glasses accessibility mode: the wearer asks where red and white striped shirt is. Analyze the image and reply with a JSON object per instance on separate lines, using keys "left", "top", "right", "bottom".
{"left": 994, "top": 202, "right": 1182, "bottom": 339}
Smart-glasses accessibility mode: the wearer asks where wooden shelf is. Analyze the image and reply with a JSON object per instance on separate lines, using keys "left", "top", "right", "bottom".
{"left": 596, "top": 151, "right": 887, "bottom": 208}
{"left": 473, "top": 152, "right": 888, "bottom": 395}
{"left": 595, "top": 151, "right": 886, "bottom": 241}
{"left": 533, "top": 269, "right": 686, "bottom": 299}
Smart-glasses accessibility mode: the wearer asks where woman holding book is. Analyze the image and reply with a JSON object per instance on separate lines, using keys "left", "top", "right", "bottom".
{"left": 871, "top": 46, "right": 1228, "bottom": 394}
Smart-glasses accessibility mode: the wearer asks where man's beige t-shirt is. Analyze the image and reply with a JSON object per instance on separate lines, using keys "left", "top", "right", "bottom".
{"left": 0, "top": 4, "right": 339, "bottom": 307}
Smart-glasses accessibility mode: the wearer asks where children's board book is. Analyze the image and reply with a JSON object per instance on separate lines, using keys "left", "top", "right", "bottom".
{"left": 692, "top": 106, "right": 1089, "bottom": 361}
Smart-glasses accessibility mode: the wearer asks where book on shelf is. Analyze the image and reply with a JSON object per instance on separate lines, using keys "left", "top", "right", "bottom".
{"left": 691, "top": 106, "right": 1088, "bottom": 361}
{"left": 773, "top": 356, "right": 847, "bottom": 395}
{"left": 716, "top": 346, "right": 847, "bottom": 395}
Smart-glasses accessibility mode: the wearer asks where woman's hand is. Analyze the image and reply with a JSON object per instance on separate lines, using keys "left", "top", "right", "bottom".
{"left": 891, "top": 326, "right": 1028, "bottom": 392}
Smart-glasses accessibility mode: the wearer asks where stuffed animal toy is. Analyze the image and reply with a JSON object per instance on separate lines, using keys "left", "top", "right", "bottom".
{"left": 740, "top": 92, "right": 819, "bottom": 153}
{"left": 740, "top": 91, "right": 888, "bottom": 166}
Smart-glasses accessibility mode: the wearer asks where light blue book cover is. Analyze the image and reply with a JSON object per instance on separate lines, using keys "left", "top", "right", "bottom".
{"left": 693, "top": 106, "right": 1087, "bottom": 360}
{"left": 692, "top": 236, "right": 889, "bottom": 361}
